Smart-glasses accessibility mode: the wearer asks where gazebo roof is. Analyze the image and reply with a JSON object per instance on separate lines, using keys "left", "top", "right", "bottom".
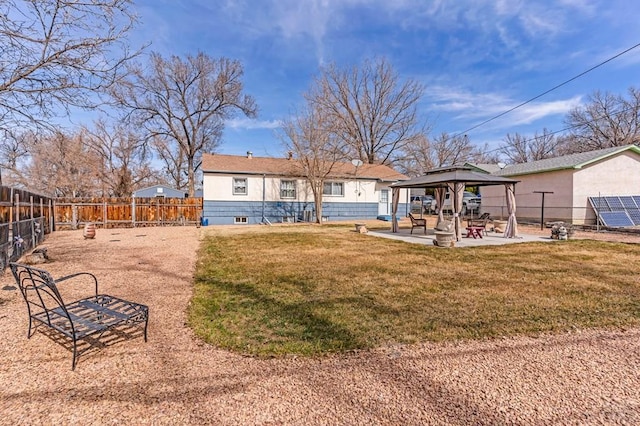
{"left": 390, "top": 165, "right": 518, "bottom": 188}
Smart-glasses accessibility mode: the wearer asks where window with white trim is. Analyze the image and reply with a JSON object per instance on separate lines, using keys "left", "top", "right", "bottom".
{"left": 323, "top": 181, "right": 344, "bottom": 196}
{"left": 280, "top": 180, "right": 296, "bottom": 199}
{"left": 234, "top": 216, "right": 248, "bottom": 224}
{"left": 233, "top": 178, "right": 247, "bottom": 195}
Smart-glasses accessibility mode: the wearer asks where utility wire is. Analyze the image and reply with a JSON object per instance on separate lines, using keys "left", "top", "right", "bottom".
{"left": 453, "top": 41, "right": 640, "bottom": 139}
{"left": 484, "top": 104, "right": 637, "bottom": 156}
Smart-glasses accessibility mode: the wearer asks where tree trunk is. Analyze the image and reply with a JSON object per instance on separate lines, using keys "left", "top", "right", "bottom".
{"left": 312, "top": 185, "right": 323, "bottom": 224}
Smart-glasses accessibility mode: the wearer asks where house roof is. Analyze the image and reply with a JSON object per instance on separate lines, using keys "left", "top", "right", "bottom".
{"left": 494, "top": 144, "right": 640, "bottom": 177}
{"left": 465, "top": 163, "right": 503, "bottom": 174}
{"left": 390, "top": 165, "right": 518, "bottom": 188}
{"left": 201, "top": 153, "right": 409, "bottom": 182}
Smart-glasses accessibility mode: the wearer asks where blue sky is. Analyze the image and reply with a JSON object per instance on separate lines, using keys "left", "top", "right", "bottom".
{"left": 131, "top": 0, "right": 640, "bottom": 157}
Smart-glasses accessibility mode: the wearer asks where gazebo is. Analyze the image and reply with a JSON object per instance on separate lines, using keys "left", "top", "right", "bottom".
{"left": 390, "top": 166, "right": 520, "bottom": 240}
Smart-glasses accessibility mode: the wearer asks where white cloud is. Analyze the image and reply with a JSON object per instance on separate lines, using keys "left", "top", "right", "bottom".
{"left": 227, "top": 118, "right": 282, "bottom": 130}
{"left": 426, "top": 85, "right": 582, "bottom": 129}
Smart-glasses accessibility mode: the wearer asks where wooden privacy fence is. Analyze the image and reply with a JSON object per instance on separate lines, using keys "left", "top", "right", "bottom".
{"left": 54, "top": 197, "right": 203, "bottom": 229}
{"left": 0, "top": 186, "right": 53, "bottom": 270}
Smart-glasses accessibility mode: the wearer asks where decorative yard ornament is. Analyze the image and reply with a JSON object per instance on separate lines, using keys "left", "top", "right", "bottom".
{"left": 83, "top": 223, "right": 96, "bottom": 239}
{"left": 558, "top": 226, "right": 568, "bottom": 240}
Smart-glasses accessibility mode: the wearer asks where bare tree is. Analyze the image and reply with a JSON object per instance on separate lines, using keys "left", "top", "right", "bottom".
{"left": 82, "top": 120, "right": 158, "bottom": 196}
{"left": 151, "top": 134, "right": 189, "bottom": 191}
{"left": 497, "top": 129, "right": 565, "bottom": 163}
{"left": 564, "top": 88, "right": 640, "bottom": 152}
{"left": 0, "top": 0, "right": 140, "bottom": 130}
{"left": 399, "top": 133, "right": 481, "bottom": 176}
{"left": 16, "top": 131, "right": 101, "bottom": 196}
{"left": 281, "top": 106, "right": 345, "bottom": 223}
{"left": 306, "top": 57, "right": 424, "bottom": 165}
{"left": 113, "top": 52, "right": 257, "bottom": 196}
{"left": 0, "top": 128, "right": 32, "bottom": 186}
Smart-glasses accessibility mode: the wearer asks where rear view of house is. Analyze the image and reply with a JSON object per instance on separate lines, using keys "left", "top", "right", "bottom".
{"left": 201, "top": 152, "right": 409, "bottom": 225}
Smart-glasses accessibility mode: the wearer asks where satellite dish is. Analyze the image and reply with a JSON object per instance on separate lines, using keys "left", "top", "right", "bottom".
{"left": 351, "top": 159, "right": 363, "bottom": 167}
{"left": 497, "top": 162, "right": 507, "bottom": 169}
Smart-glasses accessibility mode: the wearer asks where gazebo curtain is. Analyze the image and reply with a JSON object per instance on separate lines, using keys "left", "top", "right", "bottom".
{"left": 453, "top": 182, "right": 464, "bottom": 240}
{"left": 391, "top": 187, "right": 400, "bottom": 233}
{"left": 504, "top": 183, "right": 518, "bottom": 238}
{"left": 434, "top": 187, "right": 446, "bottom": 227}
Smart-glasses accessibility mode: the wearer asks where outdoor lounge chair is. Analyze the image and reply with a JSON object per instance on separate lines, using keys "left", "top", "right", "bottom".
{"left": 467, "top": 212, "right": 492, "bottom": 235}
{"left": 408, "top": 213, "right": 427, "bottom": 234}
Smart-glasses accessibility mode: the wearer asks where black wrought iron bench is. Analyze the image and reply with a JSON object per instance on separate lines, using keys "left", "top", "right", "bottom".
{"left": 9, "top": 262, "right": 149, "bottom": 370}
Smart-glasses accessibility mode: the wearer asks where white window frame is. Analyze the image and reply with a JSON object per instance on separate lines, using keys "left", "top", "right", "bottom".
{"left": 233, "top": 177, "right": 247, "bottom": 195}
{"left": 379, "top": 189, "right": 389, "bottom": 203}
{"left": 323, "top": 181, "right": 344, "bottom": 197}
{"left": 234, "top": 216, "right": 248, "bottom": 224}
{"left": 280, "top": 180, "right": 296, "bottom": 199}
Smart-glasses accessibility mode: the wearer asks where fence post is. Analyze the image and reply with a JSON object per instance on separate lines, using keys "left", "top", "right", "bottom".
{"left": 49, "top": 199, "right": 54, "bottom": 232}
{"left": 132, "top": 197, "right": 136, "bottom": 227}
{"left": 103, "top": 198, "right": 107, "bottom": 228}
{"left": 30, "top": 195, "right": 35, "bottom": 248}
{"left": 71, "top": 202, "right": 78, "bottom": 229}
{"left": 11, "top": 192, "right": 19, "bottom": 258}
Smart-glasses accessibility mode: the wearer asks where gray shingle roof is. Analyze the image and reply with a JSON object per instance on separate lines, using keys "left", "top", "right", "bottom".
{"left": 391, "top": 166, "right": 518, "bottom": 188}
{"left": 495, "top": 144, "right": 640, "bottom": 176}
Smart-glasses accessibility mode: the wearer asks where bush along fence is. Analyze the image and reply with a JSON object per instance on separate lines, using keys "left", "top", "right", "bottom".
{"left": 0, "top": 186, "right": 53, "bottom": 271}
{"left": 53, "top": 197, "right": 203, "bottom": 229}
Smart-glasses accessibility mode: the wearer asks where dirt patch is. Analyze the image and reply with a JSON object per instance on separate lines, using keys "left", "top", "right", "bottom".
{"left": 0, "top": 225, "right": 639, "bottom": 424}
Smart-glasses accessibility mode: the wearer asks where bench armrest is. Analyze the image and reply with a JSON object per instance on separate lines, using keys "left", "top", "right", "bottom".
{"left": 55, "top": 272, "right": 99, "bottom": 296}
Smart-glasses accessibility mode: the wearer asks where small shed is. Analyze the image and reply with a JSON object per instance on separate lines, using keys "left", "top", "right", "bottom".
{"left": 133, "top": 185, "right": 187, "bottom": 198}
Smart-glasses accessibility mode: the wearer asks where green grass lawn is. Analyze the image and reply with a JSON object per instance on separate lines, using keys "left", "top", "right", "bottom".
{"left": 189, "top": 225, "right": 640, "bottom": 357}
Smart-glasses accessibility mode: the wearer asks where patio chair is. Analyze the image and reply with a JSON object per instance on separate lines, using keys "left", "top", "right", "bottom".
{"left": 467, "top": 212, "right": 493, "bottom": 235}
{"left": 408, "top": 213, "right": 427, "bottom": 234}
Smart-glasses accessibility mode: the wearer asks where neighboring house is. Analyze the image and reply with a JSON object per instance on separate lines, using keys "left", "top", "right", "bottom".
{"left": 201, "top": 152, "right": 410, "bottom": 225}
{"left": 475, "top": 144, "right": 640, "bottom": 225}
{"left": 133, "top": 185, "right": 187, "bottom": 198}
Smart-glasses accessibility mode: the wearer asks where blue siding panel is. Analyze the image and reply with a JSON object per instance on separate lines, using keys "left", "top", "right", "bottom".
{"left": 202, "top": 201, "right": 408, "bottom": 225}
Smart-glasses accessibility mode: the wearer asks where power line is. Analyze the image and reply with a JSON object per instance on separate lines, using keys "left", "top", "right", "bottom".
{"left": 454, "top": 41, "right": 640, "bottom": 139}
{"left": 486, "top": 104, "right": 637, "bottom": 156}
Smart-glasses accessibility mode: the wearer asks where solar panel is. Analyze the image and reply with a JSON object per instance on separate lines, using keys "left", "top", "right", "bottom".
{"left": 589, "top": 195, "right": 640, "bottom": 227}
{"left": 605, "top": 196, "right": 625, "bottom": 210}
{"left": 599, "top": 211, "right": 634, "bottom": 227}
{"left": 588, "top": 197, "right": 611, "bottom": 212}
{"left": 628, "top": 210, "right": 640, "bottom": 226}
{"left": 620, "top": 196, "right": 638, "bottom": 209}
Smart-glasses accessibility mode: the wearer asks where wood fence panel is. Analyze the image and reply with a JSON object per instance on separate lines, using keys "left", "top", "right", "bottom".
{"left": 54, "top": 197, "right": 203, "bottom": 228}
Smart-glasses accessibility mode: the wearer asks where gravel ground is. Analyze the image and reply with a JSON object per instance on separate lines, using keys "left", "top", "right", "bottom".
{"left": 1, "top": 225, "right": 639, "bottom": 425}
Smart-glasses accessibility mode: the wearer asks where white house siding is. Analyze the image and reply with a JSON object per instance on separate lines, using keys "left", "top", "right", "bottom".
{"left": 202, "top": 173, "right": 408, "bottom": 224}
{"left": 480, "top": 169, "right": 575, "bottom": 222}
{"left": 573, "top": 152, "right": 640, "bottom": 224}
{"left": 480, "top": 151, "right": 640, "bottom": 224}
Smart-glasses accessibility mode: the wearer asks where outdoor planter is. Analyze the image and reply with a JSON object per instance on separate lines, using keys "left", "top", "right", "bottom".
{"left": 493, "top": 220, "right": 507, "bottom": 233}
{"left": 355, "top": 223, "right": 368, "bottom": 233}
{"left": 434, "top": 231, "right": 455, "bottom": 247}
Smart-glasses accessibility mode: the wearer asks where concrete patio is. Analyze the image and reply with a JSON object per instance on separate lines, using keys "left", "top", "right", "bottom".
{"left": 368, "top": 227, "right": 555, "bottom": 248}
